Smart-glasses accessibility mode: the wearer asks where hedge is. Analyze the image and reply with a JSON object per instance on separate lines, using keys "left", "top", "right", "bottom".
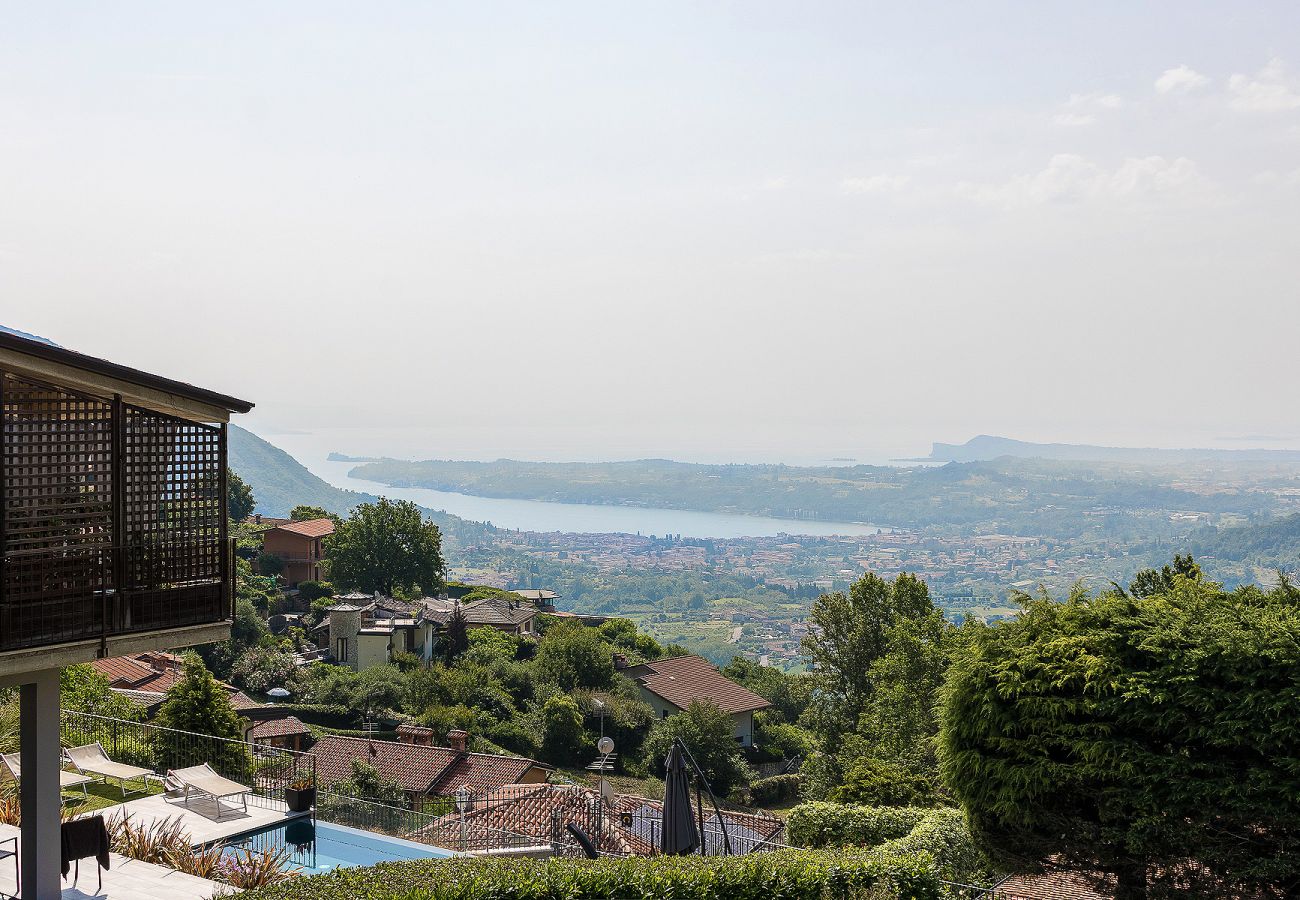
{"left": 748, "top": 773, "right": 804, "bottom": 806}
{"left": 787, "top": 802, "right": 931, "bottom": 850}
{"left": 240, "top": 848, "right": 943, "bottom": 900}
{"left": 787, "top": 803, "right": 990, "bottom": 886}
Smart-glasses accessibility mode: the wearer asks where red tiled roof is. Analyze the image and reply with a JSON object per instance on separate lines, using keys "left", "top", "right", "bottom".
{"left": 309, "top": 735, "right": 546, "bottom": 796}
{"left": 91, "top": 656, "right": 158, "bottom": 687}
{"left": 424, "top": 597, "right": 535, "bottom": 628}
{"left": 994, "top": 872, "right": 1113, "bottom": 899}
{"left": 623, "top": 656, "right": 771, "bottom": 714}
{"left": 92, "top": 654, "right": 262, "bottom": 713}
{"left": 434, "top": 753, "right": 540, "bottom": 794}
{"left": 249, "top": 716, "right": 311, "bottom": 740}
{"left": 414, "top": 785, "right": 784, "bottom": 856}
{"left": 271, "top": 518, "right": 335, "bottom": 538}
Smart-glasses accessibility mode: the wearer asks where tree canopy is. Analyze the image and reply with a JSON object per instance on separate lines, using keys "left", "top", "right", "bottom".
{"left": 802, "top": 572, "right": 935, "bottom": 737}
{"left": 328, "top": 498, "right": 445, "bottom": 597}
{"left": 642, "top": 700, "right": 753, "bottom": 797}
{"left": 228, "top": 468, "right": 256, "bottom": 521}
{"left": 939, "top": 563, "right": 1300, "bottom": 898}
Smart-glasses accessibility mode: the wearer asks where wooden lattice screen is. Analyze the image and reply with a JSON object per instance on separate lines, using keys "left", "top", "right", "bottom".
{"left": 0, "top": 372, "right": 228, "bottom": 650}
{"left": 1, "top": 374, "right": 115, "bottom": 645}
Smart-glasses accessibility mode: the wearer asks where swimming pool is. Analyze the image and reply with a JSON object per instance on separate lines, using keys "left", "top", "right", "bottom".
{"left": 224, "top": 819, "right": 454, "bottom": 875}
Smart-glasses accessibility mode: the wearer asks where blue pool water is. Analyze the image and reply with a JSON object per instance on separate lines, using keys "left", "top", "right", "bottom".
{"left": 224, "top": 819, "right": 453, "bottom": 874}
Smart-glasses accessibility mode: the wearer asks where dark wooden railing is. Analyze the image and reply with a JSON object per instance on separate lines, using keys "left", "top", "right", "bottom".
{"left": 0, "top": 538, "right": 234, "bottom": 652}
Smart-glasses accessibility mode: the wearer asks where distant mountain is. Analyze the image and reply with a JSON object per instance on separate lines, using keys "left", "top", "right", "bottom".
{"left": 228, "top": 425, "right": 493, "bottom": 549}
{"left": 0, "top": 325, "right": 60, "bottom": 347}
{"left": 926, "top": 435, "right": 1300, "bottom": 465}
{"left": 229, "top": 425, "right": 376, "bottom": 518}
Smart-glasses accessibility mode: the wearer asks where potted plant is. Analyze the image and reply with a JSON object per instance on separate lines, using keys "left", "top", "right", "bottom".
{"left": 284, "top": 776, "right": 316, "bottom": 813}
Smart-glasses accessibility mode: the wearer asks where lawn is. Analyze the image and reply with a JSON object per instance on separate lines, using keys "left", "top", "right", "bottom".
{"left": 65, "top": 776, "right": 164, "bottom": 814}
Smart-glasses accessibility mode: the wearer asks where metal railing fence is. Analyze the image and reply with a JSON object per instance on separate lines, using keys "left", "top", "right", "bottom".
{"left": 60, "top": 709, "right": 314, "bottom": 809}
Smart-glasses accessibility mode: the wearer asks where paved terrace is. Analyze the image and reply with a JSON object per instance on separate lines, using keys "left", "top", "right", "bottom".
{"left": 0, "top": 824, "right": 223, "bottom": 900}
{"left": 101, "top": 792, "right": 307, "bottom": 847}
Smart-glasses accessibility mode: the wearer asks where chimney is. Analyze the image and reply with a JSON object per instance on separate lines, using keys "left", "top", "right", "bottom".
{"left": 447, "top": 728, "right": 469, "bottom": 753}
{"left": 612, "top": 653, "right": 629, "bottom": 671}
{"left": 397, "top": 724, "right": 435, "bottom": 746}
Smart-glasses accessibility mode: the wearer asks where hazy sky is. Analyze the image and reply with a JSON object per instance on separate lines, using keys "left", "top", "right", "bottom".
{"left": 4, "top": 3, "right": 1300, "bottom": 462}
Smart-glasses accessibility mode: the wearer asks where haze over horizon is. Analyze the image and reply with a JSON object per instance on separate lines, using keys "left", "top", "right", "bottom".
{"left": 6, "top": 2, "right": 1300, "bottom": 460}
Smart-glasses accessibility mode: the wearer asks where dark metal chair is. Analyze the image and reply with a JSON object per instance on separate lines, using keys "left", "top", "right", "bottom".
{"left": 0, "top": 834, "right": 17, "bottom": 900}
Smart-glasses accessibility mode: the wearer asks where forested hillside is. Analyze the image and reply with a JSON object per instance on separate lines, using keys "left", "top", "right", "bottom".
{"left": 229, "top": 426, "right": 494, "bottom": 550}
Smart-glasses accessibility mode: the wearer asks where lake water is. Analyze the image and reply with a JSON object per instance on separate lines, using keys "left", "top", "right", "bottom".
{"left": 266, "top": 431, "right": 891, "bottom": 539}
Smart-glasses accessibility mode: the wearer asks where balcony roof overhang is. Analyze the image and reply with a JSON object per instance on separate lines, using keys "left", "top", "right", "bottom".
{"left": 0, "top": 330, "right": 254, "bottom": 423}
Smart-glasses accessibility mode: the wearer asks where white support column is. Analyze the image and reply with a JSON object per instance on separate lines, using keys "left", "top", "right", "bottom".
{"left": 19, "top": 668, "right": 60, "bottom": 900}
{"left": 423, "top": 624, "right": 434, "bottom": 663}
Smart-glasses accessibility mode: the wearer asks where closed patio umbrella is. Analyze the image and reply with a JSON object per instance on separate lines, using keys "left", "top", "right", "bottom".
{"left": 660, "top": 739, "right": 700, "bottom": 855}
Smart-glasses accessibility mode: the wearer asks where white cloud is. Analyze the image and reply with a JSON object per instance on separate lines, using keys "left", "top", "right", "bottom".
{"left": 956, "top": 154, "right": 1211, "bottom": 210}
{"left": 761, "top": 176, "right": 790, "bottom": 191}
{"left": 840, "top": 174, "right": 911, "bottom": 194}
{"left": 1053, "top": 112, "right": 1096, "bottom": 127}
{"left": 1052, "top": 92, "right": 1122, "bottom": 126}
{"left": 1155, "top": 65, "right": 1209, "bottom": 94}
{"left": 1228, "top": 58, "right": 1300, "bottom": 112}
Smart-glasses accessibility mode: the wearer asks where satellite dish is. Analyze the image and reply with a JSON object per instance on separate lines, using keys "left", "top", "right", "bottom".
{"left": 600, "top": 778, "right": 615, "bottom": 807}
{"left": 597, "top": 736, "right": 615, "bottom": 755}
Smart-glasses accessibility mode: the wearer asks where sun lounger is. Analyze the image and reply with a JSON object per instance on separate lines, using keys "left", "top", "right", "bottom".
{"left": 64, "top": 743, "right": 153, "bottom": 798}
{"left": 166, "top": 764, "right": 250, "bottom": 819}
{"left": 0, "top": 752, "right": 93, "bottom": 801}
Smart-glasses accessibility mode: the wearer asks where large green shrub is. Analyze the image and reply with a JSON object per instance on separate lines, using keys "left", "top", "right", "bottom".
{"left": 240, "top": 849, "right": 942, "bottom": 900}
{"left": 788, "top": 802, "right": 989, "bottom": 886}
{"left": 939, "top": 572, "right": 1300, "bottom": 897}
{"left": 748, "top": 773, "right": 803, "bottom": 806}
{"left": 787, "top": 801, "right": 930, "bottom": 849}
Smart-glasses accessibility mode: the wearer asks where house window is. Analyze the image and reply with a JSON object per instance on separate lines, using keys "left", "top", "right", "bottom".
{"left": 336, "top": 638, "right": 348, "bottom": 663}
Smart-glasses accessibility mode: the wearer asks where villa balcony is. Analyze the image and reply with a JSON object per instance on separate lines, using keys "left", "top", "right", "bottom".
{"left": 0, "top": 332, "right": 253, "bottom": 671}
{"left": 0, "top": 540, "right": 231, "bottom": 654}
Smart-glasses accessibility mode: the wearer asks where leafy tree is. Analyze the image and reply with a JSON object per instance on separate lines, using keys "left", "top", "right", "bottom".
{"left": 227, "top": 468, "right": 255, "bottom": 521}
{"left": 297, "top": 581, "right": 334, "bottom": 603}
{"left": 857, "top": 607, "right": 949, "bottom": 772}
{"left": 329, "top": 498, "right": 444, "bottom": 596}
{"left": 720, "top": 657, "right": 815, "bottom": 723}
{"left": 939, "top": 571, "right": 1300, "bottom": 899}
{"left": 802, "top": 572, "right": 935, "bottom": 738}
{"left": 830, "top": 751, "right": 937, "bottom": 807}
{"left": 154, "top": 655, "right": 249, "bottom": 776}
{"left": 533, "top": 623, "right": 614, "bottom": 691}
{"left": 598, "top": 617, "right": 665, "bottom": 662}
{"left": 335, "top": 759, "right": 406, "bottom": 805}
{"left": 230, "top": 646, "right": 300, "bottom": 696}
{"left": 440, "top": 604, "right": 470, "bottom": 664}
{"left": 1128, "top": 552, "right": 1202, "bottom": 598}
{"left": 289, "top": 505, "right": 340, "bottom": 526}
{"left": 462, "top": 626, "right": 521, "bottom": 665}
{"left": 61, "top": 665, "right": 140, "bottom": 720}
{"left": 641, "top": 700, "right": 753, "bottom": 797}
{"left": 539, "top": 694, "right": 588, "bottom": 767}
{"left": 257, "top": 551, "right": 285, "bottom": 577}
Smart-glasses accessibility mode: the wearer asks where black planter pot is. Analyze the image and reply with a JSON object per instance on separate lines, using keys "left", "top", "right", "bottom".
{"left": 285, "top": 786, "right": 316, "bottom": 813}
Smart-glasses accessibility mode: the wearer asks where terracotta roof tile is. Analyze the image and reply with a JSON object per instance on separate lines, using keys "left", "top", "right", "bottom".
{"left": 414, "top": 785, "right": 784, "bottom": 856}
{"left": 271, "top": 518, "right": 335, "bottom": 538}
{"left": 249, "top": 716, "right": 311, "bottom": 739}
{"left": 309, "top": 735, "right": 545, "bottom": 796}
{"left": 994, "top": 872, "right": 1113, "bottom": 900}
{"left": 92, "top": 654, "right": 263, "bottom": 713}
{"left": 623, "top": 656, "right": 770, "bottom": 714}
